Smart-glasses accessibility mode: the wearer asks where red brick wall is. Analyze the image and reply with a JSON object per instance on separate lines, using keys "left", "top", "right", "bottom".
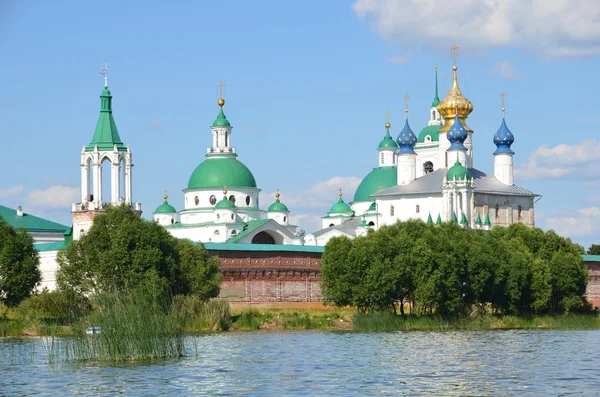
{"left": 584, "top": 261, "right": 600, "bottom": 309}
{"left": 209, "top": 249, "right": 323, "bottom": 302}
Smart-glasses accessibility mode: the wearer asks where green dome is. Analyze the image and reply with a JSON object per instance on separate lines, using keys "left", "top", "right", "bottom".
{"left": 188, "top": 157, "right": 257, "bottom": 189}
{"left": 417, "top": 125, "right": 441, "bottom": 143}
{"left": 368, "top": 202, "right": 376, "bottom": 211}
{"left": 268, "top": 198, "right": 289, "bottom": 212}
{"left": 212, "top": 108, "right": 231, "bottom": 127}
{"left": 446, "top": 158, "right": 471, "bottom": 181}
{"left": 153, "top": 200, "right": 177, "bottom": 214}
{"left": 353, "top": 166, "right": 397, "bottom": 202}
{"left": 215, "top": 195, "right": 236, "bottom": 209}
{"left": 329, "top": 196, "right": 353, "bottom": 214}
{"left": 378, "top": 129, "right": 398, "bottom": 149}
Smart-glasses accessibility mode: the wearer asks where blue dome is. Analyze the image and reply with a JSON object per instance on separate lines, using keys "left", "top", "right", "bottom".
{"left": 396, "top": 119, "right": 417, "bottom": 155}
{"left": 493, "top": 119, "right": 515, "bottom": 154}
{"left": 447, "top": 114, "right": 468, "bottom": 151}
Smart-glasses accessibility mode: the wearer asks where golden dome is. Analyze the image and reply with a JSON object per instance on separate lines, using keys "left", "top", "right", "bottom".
{"left": 218, "top": 98, "right": 225, "bottom": 107}
{"left": 437, "top": 65, "right": 474, "bottom": 134}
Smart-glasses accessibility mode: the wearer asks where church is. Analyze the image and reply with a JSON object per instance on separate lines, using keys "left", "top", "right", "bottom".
{"left": 27, "top": 49, "right": 538, "bottom": 293}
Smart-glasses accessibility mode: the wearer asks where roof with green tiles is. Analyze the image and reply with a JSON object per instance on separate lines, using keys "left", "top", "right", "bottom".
{"left": 417, "top": 125, "right": 441, "bottom": 144}
{"left": 353, "top": 166, "right": 397, "bottom": 203}
{"left": 226, "top": 219, "right": 271, "bottom": 243}
{"left": 0, "top": 206, "right": 70, "bottom": 233}
{"left": 86, "top": 87, "right": 127, "bottom": 152}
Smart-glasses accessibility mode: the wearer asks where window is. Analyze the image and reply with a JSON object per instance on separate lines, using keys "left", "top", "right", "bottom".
{"left": 329, "top": 223, "right": 335, "bottom": 227}
{"left": 194, "top": 196, "right": 199, "bottom": 206}
{"left": 231, "top": 213, "right": 234, "bottom": 220}
{"left": 390, "top": 205, "right": 394, "bottom": 217}
{"left": 246, "top": 195, "right": 251, "bottom": 206}
{"left": 231, "top": 230, "right": 237, "bottom": 235}
{"left": 393, "top": 155, "right": 395, "bottom": 164}
{"left": 416, "top": 205, "right": 420, "bottom": 214}
{"left": 381, "top": 153, "right": 384, "bottom": 164}
{"left": 171, "top": 218, "right": 174, "bottom": 224}
{"left": 495, "top": 204, "right": 500, "bottom": 219}
{"left": 368, "top": 221, "right": 375, "bottom": 226}
{"left": 214, "top": 230, "right": 220, "bottom": 235}
{"left": 425, "top": 136, "right": 431, "bottom": 142}
{"left": 424, "top": 161, "right": 434, "bottom": 174}
{"left": 431, "top": 110, "right": 435, "bottom": 119}
{"left": 283, "top": 216, "right": 287, "bottom": 222}
{"left": 229, "top": 195, "right": 236, "bottom": 205}
{"left": 518, "top": 205, "right": 522, "bottom": 221}
{"left": 216, "top": 214, "right": 220, "bottom": 220}
{"left": 210, "top": 195, "right": 217, "bottom": 205}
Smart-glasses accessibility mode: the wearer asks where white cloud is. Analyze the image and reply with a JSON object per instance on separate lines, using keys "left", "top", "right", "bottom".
{"left": 491, "top": 60, "right": 524, "bottom": 80}
{"left": 515, "top": 140, "right": 600, "bottom": 180}
{"left": 27, "top": 185, "right": 79, "bottom": 209}
{"left": 352, "top": 0, "right": 600, "bottom": 58}
{"left": 386, "top": 55, "right": 412, "bottom": 65}
{"left": 544, "top": 207, "right": 600, "bottom": 238}
{"left": 0, "top": 185, "right": 24, "bottom": 199}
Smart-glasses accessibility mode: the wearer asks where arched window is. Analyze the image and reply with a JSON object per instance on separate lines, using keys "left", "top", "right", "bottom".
{"left": 431, "top": 110, "right": 435, "bottom": 119}
{"left": 231, "top": 213, "right": 234, "bottom": 220}
{"left": 246, "top": 195, "right": 251, "bottom": 206}
{"left": 329, "top": 223, "right": 335, "bottom": 227}
{"left": 393, "top": 155, "right": 396, "bottom": 164}
{"left": 423, "top": 161, "right": 434, "bottom": 174}
{"left": 231, "top": 230, "right": 237, "bottom": 235}
{"left": 229, "top": 195, "right": 236, "bottom": 205}
{"left": 194, "top": 196, "right": 199, "bottom": 206}
{"left": 283, "top": 216, "right": 287, "bottom": 222}
{"left": 390, "top": 205, "right": 394, "bottom": 217}
{"left": 210, "top": 195, "right": 217, "bottom": 205}
{"left": 368, "top": 221, "right": 375, "bottom": 226}
{"left": 416, "top": 205, "right": 420, "bottom": 213}
{"left": 495, "top": 204, "right": 500, "bottom": 219}
{"left": 518, "top": 205, "right": 522, "bottom": 220}
{"left": 171, "top": 218, "right": 174, "bottom": 224}
{"left": 216, "top": 214, "right": 220, "bottom": 220}
{"left": 214, "top": 230, "right": 220, "bottom": 235}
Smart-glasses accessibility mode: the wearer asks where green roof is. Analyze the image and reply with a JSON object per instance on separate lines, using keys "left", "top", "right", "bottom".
{"left": 86, "top": 87, "right": 127, "bottom": 152}
{"left": 34, "top": 241, "right": 68, "bottom": 252}
{"left": 215, "top": 196, "right": 236, "bottom": 209}
{"left": 204, "top": 242, "right": 324, "bottom": 254}
{"left": 378, "top": 129, "right": 398, "bottom": 149}
{"left": 154, "top": 199, "right": 177, "bottom": 214}
{"left": 212, "top": 108, "right": 231, "bottom": 127}
{"left": 353, "top": 166, "right": 397, "bottom": 202}
{"left": 226, "top": 219, "right": 270, "bottom": 243}
{"left": 188, "top": 157, "right": 257, "bottom": 189}
{"left": 329, "top": 196, "right": 353, "bottom": 214}
{"left": 435, "top": 213, "right": 442, "bottom": 225}
{"left": 268, "top": 198, "right": 289, "bottom": 212}
{"left": 0, "top": 206, "right": 69, "bottom": 233}
{"left": 582, "top": 255, "right": 600, "bottom": 262}
{"left": 446, "top": 158, "right": 471, "bottom": 181}
{"left": 417, "top": 125, "right": 441, "bottom": 143}
{"left": 451, "top": 212, "right": 458, "bottom": 223}
{"left": 484, "top": 214, "right": 491, "bottom": 226}
{"left": 426, "top": 212, "right": 433, "bottom": 224}
{"left": 460, "top": 213, "right": 468, "bottom": 224}
{"left": 432, "top": 67, "right": 440, "bottom": 107}
{"left": 475, "top": 213, "right": 482, "bottom": 225}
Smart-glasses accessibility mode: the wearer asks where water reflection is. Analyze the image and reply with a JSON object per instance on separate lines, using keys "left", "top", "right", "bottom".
{"left": 1, "top": 330, "right": 599, "bottom": 396}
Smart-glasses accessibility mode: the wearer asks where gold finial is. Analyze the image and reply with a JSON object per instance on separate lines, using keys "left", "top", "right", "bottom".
{"left": 217, "top": 82, "right": 225, "bottom": 107}
{"left": 404, "top": 94, "right": 410, "bottom": 119}
{"left": 101, "top": 60, "right": 108, "bottom": 88}
{"left": 500, "top": 92, "right": 506, "bottom": 118}
{"left": 435, "top": 61, "right": 438, "bottom": 70}
{"left": 163, "top": 189, "right": 168, "bottom": 200}
{"left": 451, "top": 45, "right": 459, "bottom": 71}
{"left": 385, "top": 110, "right": 391, "bottom": 129}
{"left": 223, "top": 185, "right": 227, "bottom": 195}
{"left": 275, "top": 189, "right": 280, "bottom": 199}
{"left": 339, "top": 187, "right": 343, "bottom": 197}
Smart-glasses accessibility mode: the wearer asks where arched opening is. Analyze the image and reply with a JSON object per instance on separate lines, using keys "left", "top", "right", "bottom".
{"left": 251, "top": 231, "right": 275, "bottom": 244}
{"left": 101, "top": 157, "right": 112, "bottom": 206}
{"left": 416, "top": 204, "right": 420, "bottom": 214}
{"left": 210, "top": 195, "right": 217, "bottom": 205}
{"left": 380, "top": 153, "right": 384, "bottom": 164}
{"left": 518, "top": 205, "right": 522, "bottom": 220}
{"left": 495, "top": 204, "right": 500, "bottom": 219}
{"left": 423, "top": 161, "right": 434, "bottom": 174}
{"left": 246, "top": 196, "right": 251, "bottom": 206}
{"left": 329, "top": 223, "right": 335, "bottom": 227}
{"left": 390, "top": 205, "right": 394, "bottom": 217}
{"left": 368, "top": 221, "right": 375, "bottom": 226}
{"left": 119, "top": 157, "right": 125, "bottom": 203}
{"left": 87, "top": 157, "right": 93, "bottom": 202}
{"left": 229, "top": 195, "right": 236, "bottom": 205}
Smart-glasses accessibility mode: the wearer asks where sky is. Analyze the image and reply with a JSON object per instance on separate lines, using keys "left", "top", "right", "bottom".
{"left": 1, "top": 0, "right": 600, "bottom": 249}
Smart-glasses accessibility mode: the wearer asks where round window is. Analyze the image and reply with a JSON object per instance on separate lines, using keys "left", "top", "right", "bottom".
{"left": 210, "top": 195, "right": 217, "bottom": 205}
{"left": 245, "top": 195, "right": 251, "bottom": 206}
{"left": 194, "top": 196, "right": 199, "bottom": 205}
{"left": 229, "top": 195, "right": 236, "bottom": 205}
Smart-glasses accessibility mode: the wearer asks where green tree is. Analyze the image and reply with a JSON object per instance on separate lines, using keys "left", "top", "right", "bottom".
{"left": 321, "top": 236, "right": 356, "bottom": 308}
{"left": 0, "top": 218, "right": 41, "bottom": 307}
{"left": 587, "top": 244, "right": 600, "bottom": 255}
{"left": 57, "top": 205, "right": 220, "bottom": 300}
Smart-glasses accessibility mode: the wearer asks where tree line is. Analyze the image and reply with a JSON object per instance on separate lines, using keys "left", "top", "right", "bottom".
{"left": 321, "top": 221, "right": 590, "bottom": 316}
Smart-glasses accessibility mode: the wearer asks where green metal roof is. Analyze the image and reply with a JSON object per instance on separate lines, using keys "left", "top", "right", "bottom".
{"left": 475, "top": 213, "right": 482, "bottom": 225}
{"left": 215, "top": 196, "right": 236, "bottom": 209}
{"left": 188, "top": 157, "right": 257, "bottom": 189}
{"left": 268, "top": 198, "right": 289, "bottom": 212}
{"left": 378, "top": 129, "right": 398, "bottom": 149}
{"left": 0, "top": 206, "right": 70, "bottom": 233}
{"left": 436, "top": 213, "right": 442, "bottom": 225}
{"left": 86, "top": 87, "right": 127, "bottom": 152}
{"left": 417, "top": 125, "right": 441, "bottom": 143}
{"left": 226, "top": 219, "right": 271, "bottom": 243}
{"left": 432, "top": 67, "right": 440, "bottom": 107}
{"left": 426, "top": 213, "right": 433, "bottom": 224}
{"left": 328, "top": 196, "right": 353, "bottom": 214}
{"left": 34, "top": 241, "right": 68, "bottom": 252}
{"left": 154, "top": 199, "right": 177, "bottom": 214}
{"left": 582, "top": 255, "right": 600, "bottom": 262}
{"left": 212, "top": 108, "right": 231, "bottom": 127}
{"left": 353, "top": 166, "right": 397, "bottom": 203}
{"left": 204, "top": 242, "right": 324, "bottom": 253}
{"left": 446, "top": 158, "right": 471, "bottom": 181}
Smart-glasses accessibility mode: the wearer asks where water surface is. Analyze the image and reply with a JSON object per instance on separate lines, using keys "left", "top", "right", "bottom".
{"left": 1, "top": 330, "right": 599, "bottom": 396}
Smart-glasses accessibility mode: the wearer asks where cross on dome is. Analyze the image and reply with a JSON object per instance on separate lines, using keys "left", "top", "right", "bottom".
{"left": 101, "top": 61, "right": 108, "bottom": 87}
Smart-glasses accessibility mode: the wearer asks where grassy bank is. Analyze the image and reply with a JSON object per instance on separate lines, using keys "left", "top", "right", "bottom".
{"left": 352, "top": 313, "right": 600, "bottom": 332}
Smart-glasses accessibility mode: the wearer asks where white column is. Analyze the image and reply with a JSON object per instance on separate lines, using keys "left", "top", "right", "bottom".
{"left": 81, "top": 163, "right": 89, "bottom": 203}
{"left": 461, "top": 189, "right": 468, "bottom": 221}
{"left": 442, "top": 190, "right": 448, "bottom": 221}
{"left": 464, "top": 132, "right": 474, "bottom": 168}
{"left": 397, "top": 154, "right": 416, "bottom": 185}
{"left": 111, "top": 161, "right": 120, "bottom": 204}
{"left": 125, "top": 164, "right": 132, "bottom": 204}
{"left": 494, "top": 153, "right": 514, "bottom": 185}
{"left": 93, "top": 162, "right": 102, "bottom": 206}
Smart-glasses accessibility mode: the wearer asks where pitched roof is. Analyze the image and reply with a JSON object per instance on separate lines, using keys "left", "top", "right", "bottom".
{"left": 34, "top": 241, "right": 68, "bottom": 252}
{"left": 372, "top": 168, "right": 539, "bottom": 198}
{"left": 312, "top": 218, "right": 361, "bottom": 238}
{"left": 0, "top": 206, "right": 70, "bottom": 233}
{"left": 226, "top": 219, "right": 271, "bottom": 243}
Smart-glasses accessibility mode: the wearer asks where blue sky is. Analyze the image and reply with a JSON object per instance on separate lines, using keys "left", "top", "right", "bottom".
{"left": 1, "top": 0, "right": 599, "bottom": 249}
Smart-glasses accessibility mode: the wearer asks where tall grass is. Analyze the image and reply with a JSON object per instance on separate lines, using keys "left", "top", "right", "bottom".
{"left": 171, "top": 295, "right": 232, "bottom": 332}
{"left": 352, "top": 313, "right": 600, "bottom": 332}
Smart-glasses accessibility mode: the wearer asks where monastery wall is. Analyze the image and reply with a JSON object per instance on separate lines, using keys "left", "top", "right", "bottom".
{"left": 583, "top": 259, "right": 600, "bottom": 309}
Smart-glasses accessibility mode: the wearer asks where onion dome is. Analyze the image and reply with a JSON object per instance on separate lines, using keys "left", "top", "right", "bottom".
{"left": 396, "top": 119, "right": 417, "bottom": 155}
{"left": 437, "top": 57, "right": 473, "bottom": 134}
{"left": 329, "top": 189, "right": 353, "bottom": 214}
{"left": 215, "top": 188, "right": 236, "bottom": 209}
{"left": 493, "top": 119, "right": 515, "bottom": 154}
{"left": 268, "top": 190, "right": 289, "bottom": 212}
{"left": 447, "top": 113, "right": 468, "bottom": 151}
{"left": 446, "top": 157, "right": 471, "bottom": 181}
{"left": 153, "top": 193, "right": 177, "bottom": 214}
{"left": 378, "top": 123, "right": 399, "bottom": 149}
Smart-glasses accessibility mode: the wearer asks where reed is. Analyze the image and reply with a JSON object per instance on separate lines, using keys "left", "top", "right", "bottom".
{"left": 171, "top": 295, "right": 232, "bottom": 332}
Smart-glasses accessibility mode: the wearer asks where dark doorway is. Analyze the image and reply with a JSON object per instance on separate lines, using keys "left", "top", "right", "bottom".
{"left": 251, "top": 231, "right": 275, "bottom": 244}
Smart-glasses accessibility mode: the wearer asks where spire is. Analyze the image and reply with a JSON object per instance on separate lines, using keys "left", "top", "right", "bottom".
{"left": 396, "top": 94, "right": 417, "bottom": 155}
{"left": 101, "top": 61, "right": 108, "bottom": 88}
{"left": 451, "top": 212, "right": 458, "bottom": 223}
{"left": 431, "top": 62, "right": 440, "bottom": 107}
{"left": 436, "top": 213, "right": 442, "bottom": 225}
{"left": 427, "top": 212, "right": 433, "bottom": 224}
{"left": 86, "top": 63, "right": 126, "bottom": 152}
{"left": 475, "top": 212, "right": 482, "bottom": 225}
{"left": 213, "top": 82, "right": 231, "bottom": 127}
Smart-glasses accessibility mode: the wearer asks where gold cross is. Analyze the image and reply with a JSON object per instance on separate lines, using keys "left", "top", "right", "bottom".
{"left": 404, "top": 94, "right": 410, "bottom": 119}
{"left": 218, "top": 82, "right": 225, "bottom": 98}
{"left": 451, "top": 45, "right": 459, "bottom": 67}
{"left": 385, "top": 110, "right": 391, "bottom": 123}
{"left": 500, "top": 92, "right": 506, "bottom": 118}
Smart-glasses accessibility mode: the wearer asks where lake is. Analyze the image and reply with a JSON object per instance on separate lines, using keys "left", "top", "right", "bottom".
{"left": 2, "top": 330, "right": 599, "bottom": 396}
